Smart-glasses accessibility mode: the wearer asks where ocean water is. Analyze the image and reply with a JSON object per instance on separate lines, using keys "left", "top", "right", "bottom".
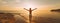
{"left": 0, "top": 10, "right": 60, "bottom": 23}
{"left": 32, "top": 10, "right": 60, "bottom": 23}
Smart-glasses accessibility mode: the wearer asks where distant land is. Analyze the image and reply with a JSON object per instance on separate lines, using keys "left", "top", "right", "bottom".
{"left": 51, "top": 9, "right": 60, "bottom": 12}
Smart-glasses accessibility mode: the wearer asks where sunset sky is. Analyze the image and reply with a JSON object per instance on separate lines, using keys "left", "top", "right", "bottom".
{"left": 0, "top": 0, "right": 60, "bottom": 10}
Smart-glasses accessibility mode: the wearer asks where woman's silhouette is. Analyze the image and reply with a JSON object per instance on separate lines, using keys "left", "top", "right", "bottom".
{"left": 24, "top": 8, "right": 37, "bottom": 23}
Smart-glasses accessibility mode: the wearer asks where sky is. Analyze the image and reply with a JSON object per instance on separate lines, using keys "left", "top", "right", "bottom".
{"left": 0, "top": 0, "right": 60, "bottom": 10}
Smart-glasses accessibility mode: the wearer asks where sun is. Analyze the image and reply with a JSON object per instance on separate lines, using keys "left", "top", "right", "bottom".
{"left": 23, "top": 3, "right": 36, "bottom": 9}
